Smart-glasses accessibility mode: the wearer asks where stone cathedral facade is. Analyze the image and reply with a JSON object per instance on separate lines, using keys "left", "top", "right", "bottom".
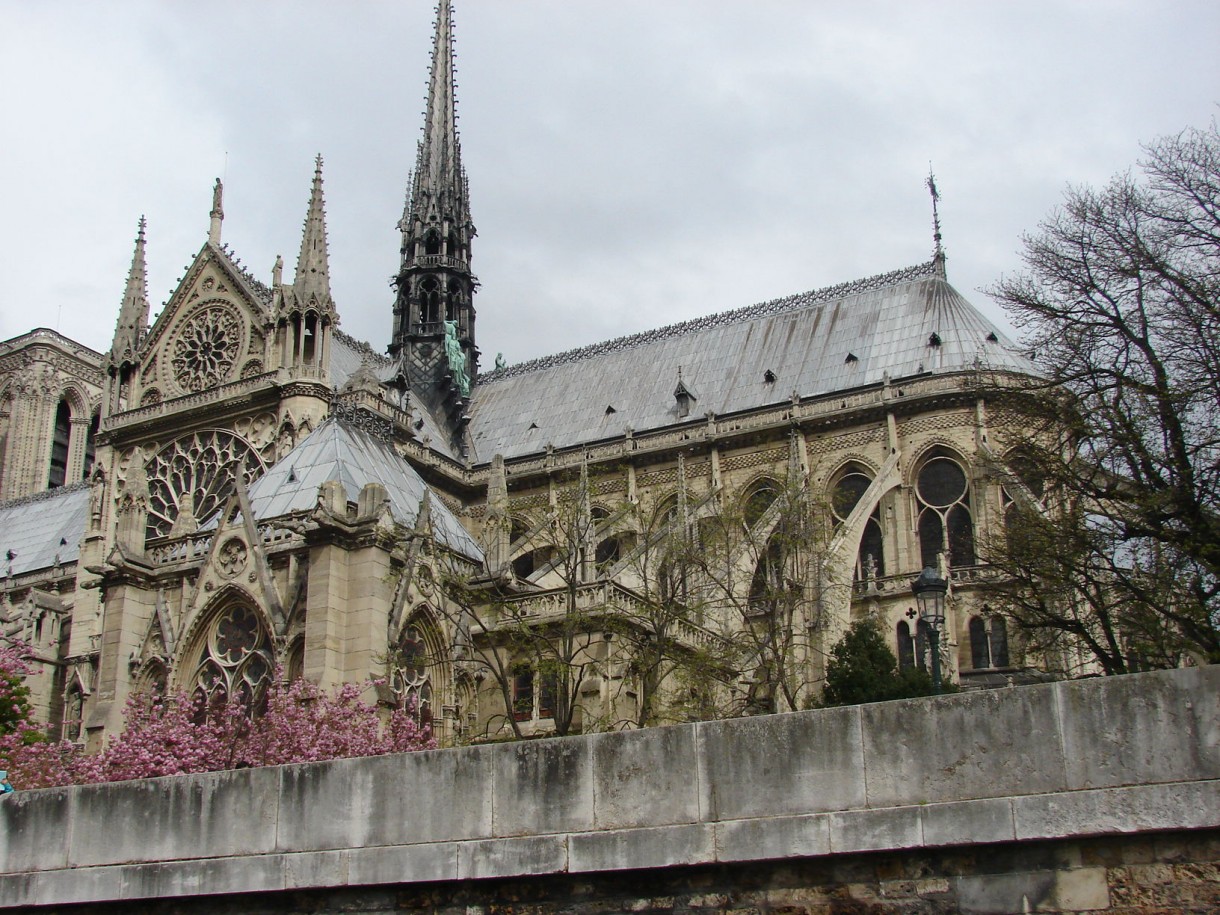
{"left": 0, "top": 2, "right": 1058, "bottom": 750}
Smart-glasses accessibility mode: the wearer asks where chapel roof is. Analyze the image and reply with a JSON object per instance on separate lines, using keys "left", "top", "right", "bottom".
{"left": 0, "top": 484, "right": 90, "bottom": 578}
{"left": 466, "top": 261, "right": 1033, "bottom": 461}
{"left": 245, "top": 415, "right": 482, "bottom": 561}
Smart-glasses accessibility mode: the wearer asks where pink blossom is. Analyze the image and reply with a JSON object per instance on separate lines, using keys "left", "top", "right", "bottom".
{"left": 0, "top": 673, "right": 434, "bottom": 789}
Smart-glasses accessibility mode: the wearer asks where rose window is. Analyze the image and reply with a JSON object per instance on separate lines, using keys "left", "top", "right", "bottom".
{"left": 172, "top": 306, "right": 242, "bottom": 393}
{"left": 192, "top": 604, "right": 273, "bottom": 712}
{"left": 145, "top": 429, "right": 264, "bottom": 539}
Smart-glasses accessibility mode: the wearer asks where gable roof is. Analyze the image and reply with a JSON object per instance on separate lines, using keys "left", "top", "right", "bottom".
{"left": 0, "top": 484, "right": 90, "bottom": 577}
{"left": 245, "top": 416, "right": 482, "bottom": 561}
{"left": 467, "top": 261, "right": 1033, "bottom": 460}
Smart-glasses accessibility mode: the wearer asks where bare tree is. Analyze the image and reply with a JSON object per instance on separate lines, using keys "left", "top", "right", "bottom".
{"left": 985, "top": 124, "right": 1220, "bottom": 669}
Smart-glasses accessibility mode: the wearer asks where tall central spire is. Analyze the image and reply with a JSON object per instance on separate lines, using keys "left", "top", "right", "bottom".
{"left": 391, "top": 0, "right": 478, "bottom": 444}
{"left": 410, "top": 0, "right": 468, "bottom": 236}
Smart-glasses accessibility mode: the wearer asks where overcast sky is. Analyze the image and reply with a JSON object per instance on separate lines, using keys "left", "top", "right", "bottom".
{"left": 2, "top": 1, "right": 1217, "bottom": 367}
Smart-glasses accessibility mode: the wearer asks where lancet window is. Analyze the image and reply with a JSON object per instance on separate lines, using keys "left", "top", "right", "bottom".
{"left": 969, "top": 614, "right": 1010, "bottom": 669}
{"left": 48, "top": 398, "right": 71, "bottom": 488}
{"left": 392, "top": 623, "right": 433, "bottom": 724}
{"left": 832, "top": 469, "right": 885, "bottom": 580}
{"left": 915, "top": 453, "right": 975, "bottom": 569}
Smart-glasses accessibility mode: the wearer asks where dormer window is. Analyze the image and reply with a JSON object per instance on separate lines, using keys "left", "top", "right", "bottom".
{"left": 674, "top": 373, "right": 698, "bottom": 418}
{"left": 763, "top": 369, "right": 777, "bottom": 384}
{"left": 928, "top": 332, "right": 942, "bottom": 347}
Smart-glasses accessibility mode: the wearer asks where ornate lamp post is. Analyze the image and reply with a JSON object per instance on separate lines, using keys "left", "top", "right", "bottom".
{"left": 911, "top": 566, "right": 948, "bottom": 694}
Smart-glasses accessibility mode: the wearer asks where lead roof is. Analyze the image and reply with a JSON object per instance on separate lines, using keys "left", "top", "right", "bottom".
{"left": 244, "top": 415, "right": 482, "bottom": 561}
{"left": 466, "top": 261, "right": 1033, "bottom": 461}
{"left": 0, "top": 485, "right": 90, "bottom": 578}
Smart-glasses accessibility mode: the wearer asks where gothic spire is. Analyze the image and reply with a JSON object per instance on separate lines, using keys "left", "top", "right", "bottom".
{"left": 111, "top": 216, "right": 150, "bottom": 362}
{"left": 926, "top": 166, "right": 947, "bottom": 278}
{"left": 400, "top": 0, "right": 471, "bottom": 256}
{"left": 390, "top": 0, "right": 479, "bottom": 434}
{"left": 294, "top": 154, "right": 332, "bottom": 304}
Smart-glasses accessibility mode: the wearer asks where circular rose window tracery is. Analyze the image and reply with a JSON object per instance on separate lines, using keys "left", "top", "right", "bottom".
{"left": 145, "top": 429, "right": 265, "bottom": 539}
{"left": 171, "top": 305, "right": 242, "bottom": 393}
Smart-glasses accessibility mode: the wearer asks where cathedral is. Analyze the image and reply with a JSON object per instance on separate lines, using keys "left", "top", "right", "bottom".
{"left": 0, "top": 2, "right": 1052, "bottom": 749}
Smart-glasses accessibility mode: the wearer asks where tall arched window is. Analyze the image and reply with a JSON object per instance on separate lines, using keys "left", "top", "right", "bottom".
{"left": 915, "top": 453, "right": 975, "bottom": 569}
{"left": 832, "top": 470, "right": 885, "bottom": 579}
{"left": 420, "top": 278, "right": 440, "bottom": 324}
{"left": 897, "top": 621, "right": 915, "bottom": 671}
{"left": 969, "top": 615, "right": 1010, "bottom": 669}
{"left": 749, "top": 534, "right": 786, "bottom": 616}
{"left": 393, "top": 622, "right": 433, "bottom": 724}
{"left": 190, "top": 603, "right": 274, "bottom": 714}
{"left": 48, "top": 398, "right": 72, "bottom": 488}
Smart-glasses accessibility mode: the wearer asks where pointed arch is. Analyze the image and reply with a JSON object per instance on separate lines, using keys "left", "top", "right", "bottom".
{"left": 174, "top": 587, "right": 276, "bottom": 713}
{"left": 391, "top": 606, "right": 445, "bottom": 725}
{"left": 911, "top": 445, "right": 976, "bottom": 570}
{"left": 829, "top": 462, "right": 886, "bottom": 580}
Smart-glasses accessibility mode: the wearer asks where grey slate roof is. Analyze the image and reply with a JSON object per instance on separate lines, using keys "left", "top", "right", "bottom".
{"left": 467, "top": 262, "right": 1034, "bottom": 460}
{"left": 245, "top": 416, "right": 482, "bottom": 561}
{"left": 0, "top": 484, "right": 90, "bottom": 577}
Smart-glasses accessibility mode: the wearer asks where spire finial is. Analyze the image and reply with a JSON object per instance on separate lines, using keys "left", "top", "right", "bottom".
{"left": 401, "top": 0, "right": 469, "bottom": 258}
{"left": 209, "top": 177, "right": 224, "bottom": 245}
{"left": 111, "top": 215, "right": 151, "bottom": 361}
{"left": 293, "top": 155, "right": 332, "bottom": 304}
{"left": 926, "top": 165, "right": 946, "bottom": 276}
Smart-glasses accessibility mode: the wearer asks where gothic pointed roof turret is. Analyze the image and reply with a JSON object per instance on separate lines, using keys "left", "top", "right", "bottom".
{"left": 110, "top": 216, "right": 150, "bottom": 363}
{"left": 399, "top": 0, "right": 472, "bottom": 257}
{"left": 293, "top": 154, "right": 333, "bottom": 308}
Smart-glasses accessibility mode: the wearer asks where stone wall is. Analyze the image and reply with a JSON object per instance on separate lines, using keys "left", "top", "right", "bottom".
{"left": 0, "top": 666, "right": 1217, "bottom": 913}
{"left": 20, "top": 831, "right": 1220, "bottom": 914}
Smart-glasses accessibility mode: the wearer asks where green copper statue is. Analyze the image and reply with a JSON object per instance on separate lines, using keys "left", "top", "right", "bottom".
{"left": 444, "top": 320, "right": 470, "bottom": 397}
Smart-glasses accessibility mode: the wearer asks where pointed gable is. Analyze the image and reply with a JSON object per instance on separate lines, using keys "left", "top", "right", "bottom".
{"left": 135, "top": 243, "right": 273, "bottom": 401}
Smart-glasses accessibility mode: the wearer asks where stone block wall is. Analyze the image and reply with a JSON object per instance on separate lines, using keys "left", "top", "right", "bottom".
{"left": 0, "top": 666, "right": 1217, "bottom": 913}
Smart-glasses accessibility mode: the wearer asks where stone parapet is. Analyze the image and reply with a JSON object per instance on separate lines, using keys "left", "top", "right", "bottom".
{"left": 0, "top": 666, "right": 1216, "bottom": 909}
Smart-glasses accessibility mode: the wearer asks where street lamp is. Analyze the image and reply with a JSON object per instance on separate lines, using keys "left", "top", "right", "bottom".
{"left": 911, "top": 566, "right": 948, "bottom": 694}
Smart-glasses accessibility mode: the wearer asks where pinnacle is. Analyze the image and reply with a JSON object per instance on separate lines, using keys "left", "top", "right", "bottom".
{"left": 111, "top": 215, "right": 151, "bottom": 360}
{"left": 293, "top": 156, "right": 333, "bottom": 307}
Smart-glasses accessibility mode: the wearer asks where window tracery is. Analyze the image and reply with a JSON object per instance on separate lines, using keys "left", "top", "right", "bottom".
{"left": 145, "top": 429, "right": 264, "bottom": 539}
{"left": 190, "top": 602, "right": 273, "bottom": 712}
{"left": 915, "top": 454, "right": 975, "bottom": 569}
{"left": 832, "top": 470, "right": 885, "bottom": 579}
{"left": 171, "top": 304, "right": 243, "bottom": 393}
{"left": 392, "top": 624, "right": 433, "bottom": 723}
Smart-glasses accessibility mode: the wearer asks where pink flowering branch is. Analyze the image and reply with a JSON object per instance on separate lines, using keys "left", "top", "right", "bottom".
{"left": 0, "top": 672, "right": 434, "bottom": 790}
